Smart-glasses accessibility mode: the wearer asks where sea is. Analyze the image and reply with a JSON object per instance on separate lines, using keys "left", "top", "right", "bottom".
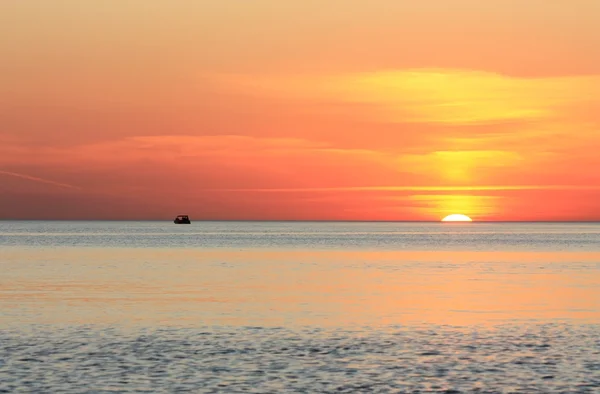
{"left": 1, "top": 221, "right": 599, "bottom": 393}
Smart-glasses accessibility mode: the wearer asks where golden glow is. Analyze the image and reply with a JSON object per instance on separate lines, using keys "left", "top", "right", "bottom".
{"left": 220, "top": 69, "right": 600, "bottom": 124}
{"left": 398, "top": 150, "right": 523, "bottom": 184}
{"left": 410, "top": 194, "right": 496, "bottom": 222}
{"left": 441, "top": 214, "right": 473, "bottom": 222}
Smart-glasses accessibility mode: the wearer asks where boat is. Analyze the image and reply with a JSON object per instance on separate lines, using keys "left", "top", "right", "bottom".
{"left": 174, "top": 215, "right": 191, "bottom": 224}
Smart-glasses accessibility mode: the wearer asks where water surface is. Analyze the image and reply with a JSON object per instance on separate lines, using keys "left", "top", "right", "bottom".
{"left": 1, "top": 221, "right": 599, "bottom": 392}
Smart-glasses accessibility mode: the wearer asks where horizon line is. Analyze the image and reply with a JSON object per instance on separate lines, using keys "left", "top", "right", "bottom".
{"left": 1, "top": 219, "right": 600, "bottom": 223}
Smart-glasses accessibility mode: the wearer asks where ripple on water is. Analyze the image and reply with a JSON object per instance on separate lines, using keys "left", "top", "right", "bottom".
{"left": 0, "top": 324, "right": 599, "bottom": 393}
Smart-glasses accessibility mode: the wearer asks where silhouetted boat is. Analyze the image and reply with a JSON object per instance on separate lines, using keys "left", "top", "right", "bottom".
{"left": 174, "top": 215, "right": 191, "bottom": 224}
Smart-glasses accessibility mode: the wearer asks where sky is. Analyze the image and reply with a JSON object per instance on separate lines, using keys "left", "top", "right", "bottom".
{"left": 1, "top": 0, "right": 600, "bottom": 221}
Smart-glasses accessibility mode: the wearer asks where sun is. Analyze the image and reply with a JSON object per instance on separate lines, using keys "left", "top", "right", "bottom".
{"left": 441, "top": 214, "right": 473, "bottom": 222}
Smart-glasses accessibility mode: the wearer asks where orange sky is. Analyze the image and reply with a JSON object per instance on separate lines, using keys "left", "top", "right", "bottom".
{"left": 1, "top": 0, "right": 600, "bottom": 221}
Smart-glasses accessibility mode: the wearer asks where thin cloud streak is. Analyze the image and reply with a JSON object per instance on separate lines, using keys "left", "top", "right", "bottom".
{"left": 0, "top": 170, "right": 81, "bottom": 191}
{"left": 205, "top": 185, "right": 600, "bottom": 193}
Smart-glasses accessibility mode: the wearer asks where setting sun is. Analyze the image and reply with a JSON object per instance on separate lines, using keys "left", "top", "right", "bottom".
{"left": 441, "top": 214, "right": 473, "bottom": 222}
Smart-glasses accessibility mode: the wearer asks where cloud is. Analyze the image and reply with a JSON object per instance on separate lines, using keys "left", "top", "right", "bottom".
{"left": 201, "top": 185, "right": 600, "bottom": 193}
{"left": 0, "top": 134, "right": 417, "bottom": 194}
{"left": 215, "top": 68, "right": 600, "bottom": 125}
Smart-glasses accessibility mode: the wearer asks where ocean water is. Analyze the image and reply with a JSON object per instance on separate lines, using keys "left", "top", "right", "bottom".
{"left": 1, "top": 221, "right": 599, "bottom": 393}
